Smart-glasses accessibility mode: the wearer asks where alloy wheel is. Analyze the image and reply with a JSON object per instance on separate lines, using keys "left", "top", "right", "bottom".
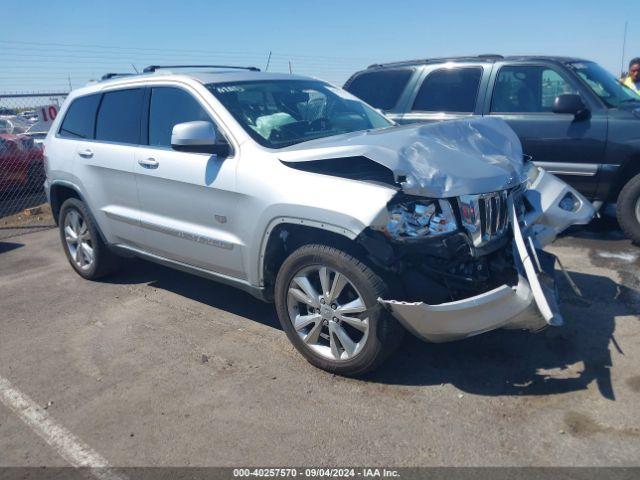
{"left": 64, "top": 209, "right": 94, "bottom": 271}
{"left": 286, "top": 265, "right": 369, "bottom": 361}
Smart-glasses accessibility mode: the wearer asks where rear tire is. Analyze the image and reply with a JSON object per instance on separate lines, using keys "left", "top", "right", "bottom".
{"left": 58, "top": 198, "right": 121, "bottom": 279}
{"left": 274, "top": 244, "right": 404, "bottom": 376}
{"left": 616, "top": 173, "right": 640, "bottom": 244}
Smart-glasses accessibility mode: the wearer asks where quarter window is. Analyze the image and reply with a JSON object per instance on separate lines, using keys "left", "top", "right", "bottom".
{"left": 344, "top": 69, "right": 414, "bottom": 111}
{"left": 412, "top": 67, "right": 482, "bottom": 113}
{"left": 148, "top": 87, "right": 211, "bottom": 147}
{"left": 491, "top": 65, "right": 576, "bottom": 113}
{"left": 58, "top": 94, "right": 101, "bottom": 139}
{"left": 95, "top": 89, "right": 143, "bottom": 144}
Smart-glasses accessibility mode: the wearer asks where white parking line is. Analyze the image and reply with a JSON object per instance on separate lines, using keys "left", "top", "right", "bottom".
{"left": 0, "top": 375, "right": 126, "bottom": 480}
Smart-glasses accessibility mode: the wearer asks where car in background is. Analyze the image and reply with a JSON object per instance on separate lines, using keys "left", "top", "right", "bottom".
{"left": 344, "top": 55, "right": 640, "bottom": 243}
{"left": 0, "top": 133, "right": 45, "bottom": 192}
{"left": 26, "top": 121, "right": 50, "bottom": 145}
{"left": 0, "top": 115, "right": 31, "bottom": 134}
{"left": 0, "top": 117, "right": 15, "bottom": 134}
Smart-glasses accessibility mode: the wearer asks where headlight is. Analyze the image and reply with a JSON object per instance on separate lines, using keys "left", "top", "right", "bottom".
{"left": 383, "top": 199, "right": 458, "bottom": 239}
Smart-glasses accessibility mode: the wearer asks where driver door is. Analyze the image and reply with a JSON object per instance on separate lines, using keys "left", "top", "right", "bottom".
{"left": 134, "top": 86, "right": 246, "bottom": 280}
{"left": 486, "top": 63, "right": 607, "bottom": 197}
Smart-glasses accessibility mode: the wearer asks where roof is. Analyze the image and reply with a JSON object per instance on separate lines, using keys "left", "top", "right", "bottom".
{"left": 365, "top": 55, "right": 592, "bottom": 70}
{"left": 189, "top": 70, "right": 315, "bottom": 84}
{"left": 92, "top": 69, "right": 315, "bottom": 88}
{"left": 68, "top": 69, "right": 321, "bottom": 98}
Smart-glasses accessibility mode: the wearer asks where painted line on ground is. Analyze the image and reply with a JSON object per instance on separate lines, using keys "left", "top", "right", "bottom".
{"left": 0, "top": 374, "right": 127, "bottom": 480}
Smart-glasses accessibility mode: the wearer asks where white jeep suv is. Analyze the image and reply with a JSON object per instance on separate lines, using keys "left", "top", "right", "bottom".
{"left": 44, "top": 65, "right": 594, "bottom": 375}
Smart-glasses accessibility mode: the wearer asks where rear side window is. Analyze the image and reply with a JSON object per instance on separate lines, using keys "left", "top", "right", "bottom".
{"left": 344, "top": 69, "right": 413, "bottom": 110}
{"left": 412, "top": 67, "right": 482, "bottom": 113}
{"left": 95, "top": 89, "right": 144, "bottom": 144}
{"left": 148, "top": 87, "right": 212, "bottom": 147}
{"left": 58, "top": 94, "right": 101, "bottom": 139}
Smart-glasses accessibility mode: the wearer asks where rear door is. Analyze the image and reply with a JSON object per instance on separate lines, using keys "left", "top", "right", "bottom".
{"left": 133, "top": 85, "right": 245, "bottom": 279}
{"left": 63, "top": 90, "right": 144, "bottom": 245}
{"left": 398, "top": 63, "right": 489, "bottom": 125}
{"left": 484, "top": 62, "right": 607, "bottom": 197}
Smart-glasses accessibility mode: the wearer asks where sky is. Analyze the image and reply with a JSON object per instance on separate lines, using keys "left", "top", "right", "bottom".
{"left": 1, "top": 0, "right": 639, "bottom": 93}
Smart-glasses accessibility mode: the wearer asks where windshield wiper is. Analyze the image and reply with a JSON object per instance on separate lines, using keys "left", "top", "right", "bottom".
{"left": 620, "top": 98, "right": 640, "bottom": 104}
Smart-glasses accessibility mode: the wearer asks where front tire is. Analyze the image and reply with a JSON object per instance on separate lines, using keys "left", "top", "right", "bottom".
{"left": 58, "top": 198, "right": 120, "bottom": 279}
{"left": 274, "top": 244, "right": 403, "bottom": 376}
{"left": 616, "top": 173, "right": 640, "bottom": 244}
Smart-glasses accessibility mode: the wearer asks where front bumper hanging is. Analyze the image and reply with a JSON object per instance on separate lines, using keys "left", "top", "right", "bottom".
{"left": 378, "top": 195, "right": 564, "bottom": 343}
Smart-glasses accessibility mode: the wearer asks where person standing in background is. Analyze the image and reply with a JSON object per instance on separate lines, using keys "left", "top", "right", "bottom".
{"left": 621, "top": 58, "right": 640, "bottom": 94}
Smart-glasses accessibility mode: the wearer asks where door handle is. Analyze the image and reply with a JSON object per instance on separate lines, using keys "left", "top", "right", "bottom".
{"left": 78, "top": 149, "right": 93, "bottom": 159}
{"left": 138, "top": 157, "right": 159, "bottom": 168}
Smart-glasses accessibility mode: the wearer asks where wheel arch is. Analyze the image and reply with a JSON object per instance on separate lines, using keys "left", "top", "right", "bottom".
{"left": 49, "top": 181, "right": 82, "bottom": 224}
{"left": 259, "top": 219, "right": 368, "bottom": 300}
{"left": 49, "top": 180, "right": 108, "bottom": 244}
{"left": 610, "top": 155, "right": 640, "bottom": 202}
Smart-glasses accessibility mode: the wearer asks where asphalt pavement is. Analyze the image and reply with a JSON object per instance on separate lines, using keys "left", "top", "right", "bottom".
{"left": 0, "top": 221, "right": 638, "bottom": 468}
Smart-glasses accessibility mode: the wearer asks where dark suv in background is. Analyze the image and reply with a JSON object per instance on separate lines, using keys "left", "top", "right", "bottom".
{"left": 344, "top": 55, "right": 640, "bottom": 243}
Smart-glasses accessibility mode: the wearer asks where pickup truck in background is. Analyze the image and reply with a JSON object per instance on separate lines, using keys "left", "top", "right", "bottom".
{"left": 344, "top": 55, "right": 640, "bottom": 243}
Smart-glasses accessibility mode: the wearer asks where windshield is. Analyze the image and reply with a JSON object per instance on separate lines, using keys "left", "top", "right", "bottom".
{"left": 207, "top": 80, "right": 392, "bottom": 148}
{"left": 567, "top": 61, "right": 639, "bottom": 108}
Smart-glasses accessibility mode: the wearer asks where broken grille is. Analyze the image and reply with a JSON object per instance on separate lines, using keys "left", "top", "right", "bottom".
{"left": 457, "top": 190, "right": 510, "bottom": 247}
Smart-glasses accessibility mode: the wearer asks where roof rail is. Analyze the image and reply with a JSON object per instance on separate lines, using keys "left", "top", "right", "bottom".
{"left": 101, "top": 73, "right": 135, "bottom": 81}
{"left": 367, "top": 54, "right": 505, "bottom": 69}
{"left": 142, "top": 64, "right": 260, "bottom": 73}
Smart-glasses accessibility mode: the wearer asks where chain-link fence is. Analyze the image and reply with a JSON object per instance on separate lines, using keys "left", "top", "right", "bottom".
{"left": 0, "top": 92, "right": 67, "bottom": 239}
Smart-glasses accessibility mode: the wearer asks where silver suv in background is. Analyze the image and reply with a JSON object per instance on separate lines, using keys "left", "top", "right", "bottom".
{"left": 44, "top": 66, "right": 594, "bottom": 375}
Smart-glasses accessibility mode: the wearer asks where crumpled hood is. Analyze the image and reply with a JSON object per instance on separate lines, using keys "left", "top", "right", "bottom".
{"left": 278, "top": 117, "right": 527, "bottom": 197}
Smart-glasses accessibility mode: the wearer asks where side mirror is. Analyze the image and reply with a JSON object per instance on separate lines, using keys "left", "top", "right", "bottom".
{"left": 552, "top": 94, "right": 589, "bottom": 119}
{"left": 171, "top": 121, "right": 230, "bottom": 156}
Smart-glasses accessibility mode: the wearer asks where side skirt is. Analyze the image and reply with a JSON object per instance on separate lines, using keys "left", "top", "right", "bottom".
{"left": 111, "top": 244, "right": 269, "bottom": 302}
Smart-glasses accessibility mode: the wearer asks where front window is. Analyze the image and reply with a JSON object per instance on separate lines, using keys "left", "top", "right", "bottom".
{"left": 567, "top": 61, "right": 639, "bottom": 108}
{"left": 148, "top": 87, "right": 213, "bottom": 147}
{"left": 207, "top": 80, "right": 392, "bottom": 149}
{"left": 491, "top": 65, "right": 576, "bottom": 113}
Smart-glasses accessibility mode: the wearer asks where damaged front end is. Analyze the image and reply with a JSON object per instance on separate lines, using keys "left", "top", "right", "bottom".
{"left": 280, "top": 116, "right": 595, "bottom": 342}
{"left": 363, "top": 165, "right": 595, "bottom": 343}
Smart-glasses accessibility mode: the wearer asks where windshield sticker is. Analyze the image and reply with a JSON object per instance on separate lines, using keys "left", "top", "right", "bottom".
{"left": 215, "top": 86, "right": 245, "bottom": 93}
